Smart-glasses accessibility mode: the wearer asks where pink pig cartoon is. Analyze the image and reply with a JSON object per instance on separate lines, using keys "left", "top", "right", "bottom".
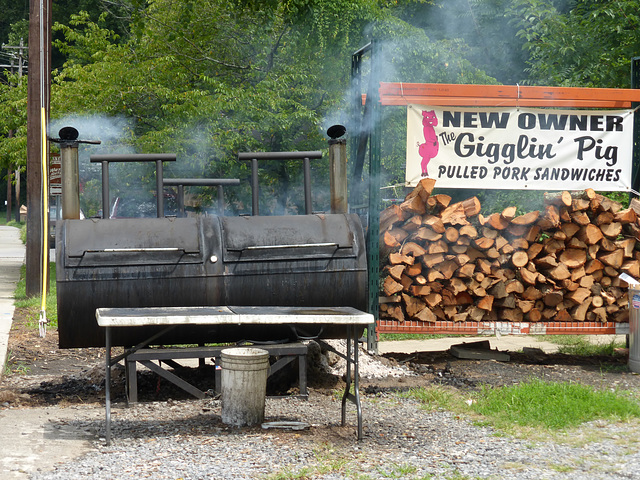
{"left": 418, "top": 110, "right": 439, "bottom": 177}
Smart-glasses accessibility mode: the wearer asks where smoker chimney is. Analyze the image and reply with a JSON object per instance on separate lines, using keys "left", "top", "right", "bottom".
{"left": 49, "top": 127, "right": 101, "bottom": 220}
{"left": 327, "top": 125, "right": 347, "bottom": 214}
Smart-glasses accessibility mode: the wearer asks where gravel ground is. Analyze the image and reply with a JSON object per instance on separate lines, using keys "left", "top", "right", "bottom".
{"left": 25, "top": 382, "right": 640, "bottom": 480}
{"left": 4, "top": 315, "right": 640, "bottom": 480}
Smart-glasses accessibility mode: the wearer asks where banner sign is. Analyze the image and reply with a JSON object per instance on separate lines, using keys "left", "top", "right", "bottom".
{"left": 406, "top": 105, "right": 634, "bottom": 191}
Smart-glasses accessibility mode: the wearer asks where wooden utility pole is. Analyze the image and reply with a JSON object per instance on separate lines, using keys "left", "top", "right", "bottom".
{"left": 26, "top": 0, "right": 51, "bottom": 296}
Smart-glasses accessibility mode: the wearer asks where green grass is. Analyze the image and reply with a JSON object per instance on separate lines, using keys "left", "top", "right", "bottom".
{"left": 540, "top": 335, "right": 626, "bottom": 356}
{"left": 399, "top": 380, "right": 640, "bottom": 435}
{"left": 2, "top": 349, "right": 31, "bottom": 376}
{"left": 471, "top": 379, "right": 640, "bottom": 431}
{"left": 13, "top": 263, "right": 58, "bottom": 329}
{"left": 378, "top": 333, "right": 464, "bottom": 341}
{"left": 398, "top": 385, "right": 463, "bottom": 412}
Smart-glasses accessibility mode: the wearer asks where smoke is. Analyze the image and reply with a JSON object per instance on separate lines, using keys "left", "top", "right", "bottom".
{"left": 49, "top": 114, "right": 143, "bottom": 217}
{"left": 48, "top": 113, "right": 136, "bottom": 172}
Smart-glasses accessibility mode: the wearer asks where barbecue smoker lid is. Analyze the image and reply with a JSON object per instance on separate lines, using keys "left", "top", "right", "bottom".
{"left": 62, "top": 217, "right": 202, "bottom": 266}
{"left": 219, "top": 214, "right": 361, "bottom": 262}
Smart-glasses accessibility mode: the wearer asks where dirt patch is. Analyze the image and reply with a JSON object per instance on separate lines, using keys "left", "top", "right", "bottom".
{"left": 2, "top": 307, "right": 640, "bottom": 410}
{"left": 381, "top": 349, "right": 639, "bottom": 393}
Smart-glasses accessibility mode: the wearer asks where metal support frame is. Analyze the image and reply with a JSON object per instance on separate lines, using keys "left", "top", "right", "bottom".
{"left": 90, "top": 154, "right": 177, "bottom": 219}
{"left": 238, "top": 151, "right": 322, "bottom": 215}
{"left": 124, "top": 343, "right": 309, "bottom": 403}
{"left": 632, "top": 57, "right": 640, "bottom": 195}
{"left": 162, "top": 178, "right": 241, "bottom": 216}
{"left": 351, "top": 41, "right": 381, "bottom": 354}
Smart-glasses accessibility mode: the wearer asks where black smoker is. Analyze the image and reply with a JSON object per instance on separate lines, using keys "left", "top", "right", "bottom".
{"left": 55, "top": 126, "right": 365, "bottom": 348}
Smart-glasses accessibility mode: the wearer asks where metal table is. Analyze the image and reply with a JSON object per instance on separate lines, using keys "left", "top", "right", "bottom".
{"left": 96, "top": 305, "right": 373, "bottom": 444}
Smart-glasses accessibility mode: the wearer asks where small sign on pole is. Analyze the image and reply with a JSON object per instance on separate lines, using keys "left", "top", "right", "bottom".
{"left": 49, "top": 154, "right": 61, "bottom": 196}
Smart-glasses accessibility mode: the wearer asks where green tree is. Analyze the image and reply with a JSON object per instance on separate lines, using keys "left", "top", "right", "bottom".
{"left": 507, "top": 0, "right": 640, "bottom": 87}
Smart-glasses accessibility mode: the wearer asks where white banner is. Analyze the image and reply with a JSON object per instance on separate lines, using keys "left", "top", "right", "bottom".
{"left": 406, "top": 105, "right": 634, "bottom": 191}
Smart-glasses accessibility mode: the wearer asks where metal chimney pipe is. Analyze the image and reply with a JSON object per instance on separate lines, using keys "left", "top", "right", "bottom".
{"left": 50, "top": 127, "right": 101, "bottom": 220}
{"left": 327, "top": 125, "right": 348, "bottom": 214}
{"left": 58, "top": 127, "right": 81, "bottom": 220}
{"left": 60, "top": 141, "right": 80, "bottom": 219}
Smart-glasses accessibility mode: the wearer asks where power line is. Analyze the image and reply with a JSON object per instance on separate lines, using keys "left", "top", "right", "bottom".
{"left": 1, "top": 38, "right": 28, "bottom": 74}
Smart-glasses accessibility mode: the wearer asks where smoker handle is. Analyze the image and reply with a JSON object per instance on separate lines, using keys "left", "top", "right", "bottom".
{"left": 243, "top": 243, "right": 339, "bottom": 251}
{"left": 84, "top": 248, "right": 182, "bottom": 253}
{"left": 69, "top": 247, "right": 202, "bottom": 258}
{"left": 84, "top": 247, "right": 197, "bottom": 253}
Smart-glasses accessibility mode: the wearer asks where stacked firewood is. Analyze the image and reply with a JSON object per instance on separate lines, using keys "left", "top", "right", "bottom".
{"left": 379, "top": 178, "right": 639, "bottom": 324}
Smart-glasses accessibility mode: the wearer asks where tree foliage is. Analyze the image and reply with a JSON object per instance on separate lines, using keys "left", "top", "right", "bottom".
{"left": 507, "top": 0, "right": 640, "bottom": 87}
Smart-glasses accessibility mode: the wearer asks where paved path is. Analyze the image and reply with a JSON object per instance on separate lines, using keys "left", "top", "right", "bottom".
{"left": 377, "top": 333, "right": 628, "bottom": 355}
{"left": 0, "top": 228, "right": 97, "bottom": 480}
{"left": 0, "top": 226, "right": 25, "bottom": 372}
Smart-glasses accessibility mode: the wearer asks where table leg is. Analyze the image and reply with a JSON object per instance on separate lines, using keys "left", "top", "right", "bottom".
{"left": 105, "top": 326, "right": 112, "bottom": 445}
{"left": 341, "top": 331, "right": 351, "bottom": 426}
{"left": 354, "top": 326, "right": 362, "bottom": 440}
{"left": 341, "top": 325, "right": 363, "bottom": 440}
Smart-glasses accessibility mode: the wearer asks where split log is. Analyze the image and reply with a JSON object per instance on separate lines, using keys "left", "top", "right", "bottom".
{"left": 423, "top": 215, "right": 446, "bottom": 233}
{"left": 477, "top": 295, "right": 494, "bottom": 311}
{"left": 402, "top": 293, "right": 427, "bottom": 317}
{"left": 387, "top": 265, "right": 406, "bottom": 281}
{"left": 401, "top": 242, "right": 427, "bottom": 257}
{"left": 383, "top": 276, "right": 404, "bottom": 296}
{"left": 413, "top": 227, "right": 443, "bottom": 242}
{"left": 616, "top": 238, "right": 636, "bottom": 257}
{"left": 512, "top": 251, "right": 529, "bottom": 268}
{"left": 558, "top": 248, "right": 587, "bottom": 269}
{"left": 528, "top": 308, "right": 542, "bottom": 322}
{"left": 573, "top": 297, "right": 593, "bottom": 321}
{"left": 458, "top": 224, "right": 478, "bottom": 238}
{"left": 389, "top": 252, "right": 414, "bottom": 265}
{"left": 566, "top": 287, "right": 591, "bottom": 304}
{"left": 501, "top": 206, "right": 517, "bottom": 221}
{"left": 444, "top": 227, "right": 460, "bottom": 243}
{"left": 600, "top": 222, "right": 622, "bottom": 239}
{"left": 403, "top": 215, "right": 423, "bottom": 232}
{"left": 486, "top": 212, "right": 510, "bottom": 230}
{"left": 520, "top": 267, "right": 539, "bottom": 285}
{"left": 427, "top": 193, "right": 452, "bottom": 210}
{"left": 599, "top": 250, "right": 623, "bottom": 269}
{"left": 511, "top": 210, "right": 540, "bottom": 226}
{"left": 527, "top": 243, "right": 544, "bottom": 261}
{"left": 614, "top": 208, "right": 637, "bottom": 224}
{"left": 577, "top": 224, "right": 604, "bottom": 245}
{"left": 439, "top": 202, "right": 468, "bottom": 225}
{"left": 544, "top": 191, "right": 573, "bottom": 207}
{"left": 414, "top": 307, "right": 436, "bottom": 323}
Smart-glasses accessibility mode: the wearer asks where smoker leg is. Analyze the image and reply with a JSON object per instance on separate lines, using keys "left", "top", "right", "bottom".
{"left": 341, "top": 326, "right": 363, "bottom": 440}
{"left": 126, "top": 358, "right": 138, "bottom": 404}
{"left": 214, "top": 357, "right": 222, "bottom": 395}
{"left": 199, "top": 344, "right": 206, "bottom": 367}
{"left": 299, "top": 353, "right": 308, "bottom": 397}
{"left": 105, "top": 326, "right": 112, "bottom": 446}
